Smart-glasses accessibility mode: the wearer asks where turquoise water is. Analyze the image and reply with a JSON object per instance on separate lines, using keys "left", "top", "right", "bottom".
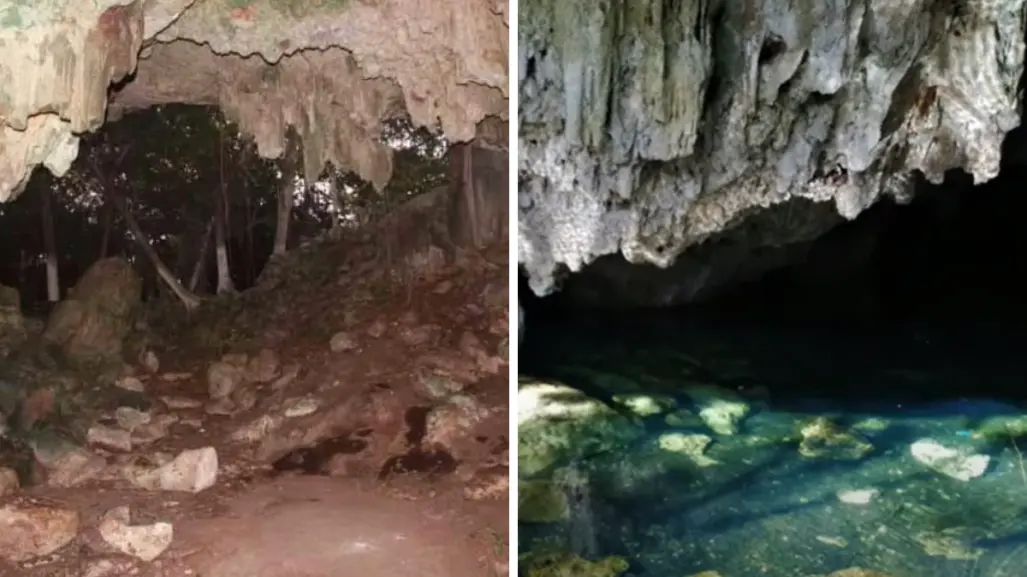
{"left": 518, "top": 315, "right": 1027, "bottom": 577}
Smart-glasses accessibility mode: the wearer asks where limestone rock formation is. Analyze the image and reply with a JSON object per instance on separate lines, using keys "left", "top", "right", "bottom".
{"left": 42, "top": 257, "right": 141, "bottom": 365}
{"left": 518, "top": 0, "right": 1025, "bottom": 298}
{"left": 0, "top": 0, "right": 509, "bottom": 200}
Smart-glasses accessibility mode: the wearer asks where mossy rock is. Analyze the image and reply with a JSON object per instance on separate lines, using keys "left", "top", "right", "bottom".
{"left": 518, "top": 379, "right": 643, "bottom": 477}
{"left": 523, "top": 551, "right": 629, "bottom": 577}
{"left": 519, "top": 480, "right": 568, "bottom": 523}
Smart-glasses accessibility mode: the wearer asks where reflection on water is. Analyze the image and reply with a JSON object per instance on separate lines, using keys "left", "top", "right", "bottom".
{"left": 518, "top": 314, "right": 1027, "bottom": 577}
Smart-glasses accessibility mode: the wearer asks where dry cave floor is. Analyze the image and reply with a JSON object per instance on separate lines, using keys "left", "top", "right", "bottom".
{"left": 518, "top": 319, "right": 1027, "bottom": 577}
{"left": 0, "top": 244, "right": 510, "bottom": 577}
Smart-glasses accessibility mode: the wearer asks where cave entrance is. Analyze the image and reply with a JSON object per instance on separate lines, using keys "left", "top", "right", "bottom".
{"left": 519, "top": 136, "right": 1027, "bottom": 577}
{"left": 0, "top": 102, "right": 509, "bottom": 575}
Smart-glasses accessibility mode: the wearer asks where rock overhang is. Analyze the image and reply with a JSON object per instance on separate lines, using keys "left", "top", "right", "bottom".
{"left": 517, "top": 0, "right": 1025, "bottom": 299}
{"left": 0, "top": 0, "right": 509, "bottom": 201}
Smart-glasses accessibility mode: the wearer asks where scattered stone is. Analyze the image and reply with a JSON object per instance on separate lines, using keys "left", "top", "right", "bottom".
{"left": 87, "top": 425, "right": 133, "bottom": 453}
{"left": 910, "top": 439, "right": 989, "bottom": 481}
{"left": 160, "top": 372, "right": 193, "bottom": 382}
{"left": 367, "top": 317, "right": 388, "bottom": 338}
{"left": 799, "top": 416, "right": 874, "bottom": 461}
{"left": 0, "top": 502, "right": 79, "bottom": 561}
{"left": 130, "top": 446, "right": 218, "bottom": 493}
{"left": 425, "top": 394, "right": 491, "bottom": 449}
{"left": 657, "top": 432, "right": 717, "bottom": 466}
{"left": 329, "top": 331, "right": 358, "bottom": 352}
{"left": 205, "top": 397, "right": 235, "bottom": 415}
{"left": 433, "top": 280, "right": 453, "bottom": 294}
{"left": 613, "top": 393, "right": 676, "bottom": 418}
{"left": 398, "top": 324, "right": 436, "bottom": 347}
{"left": 246, "top": 348, "right": 280, "bottom": 383}
{"left": 230, "top": 414, "right": 283, "bottom": 443}
{"left": 683, "top": 385, "right": 750, "bottom": 436}
{"left": 98, "top": 506, "right": 173, "bottom": 562}
{"left": 207, "top": 360, "right": 244, "bottom": 400}
{"left": 115, "top": 376, "right": 145, "bottom": 393}
{"left": 283, "top": 396, "right": 320, "bottom": 418}
{"left": 271, "top": 364, "right": 301, "bottom": 390}
{"left": 140, "top": 350, "right": 160, "bottom": 373}
{"left": 914, "top": 526, "right": 984, "bottom": 560}
{"left": 231, "top": 387, "right": 259, "bottom": 412}
{"left": 114, "top": 406, "right": 151, "bottom": 431}
{"left": 131, "top": 414, "right": 178, "bottom": 445}
{"left": 418, "top": 372, "right": 467, "bottom": 399}
{"left": 837, "top": 488, "right": 879, "bottom": 504}
{"left": 81, "top": 558, "right": 135, "bottom": 577}
{"left": 463, "top": 466, "right": 509, "bottom": 500}
{"left": 160, "top": 396, "right": 203, "bottom": 410}
{"left": 816, "top": 535, "right": 849, "bottom": 547}
{"left": 46, "top": 449, "right": 107, "bottom": 488}
{"left": 0, "top": 467, "right": 18, "bottom": 497}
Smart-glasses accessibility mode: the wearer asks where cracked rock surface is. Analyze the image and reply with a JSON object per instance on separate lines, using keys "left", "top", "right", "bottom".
{"left": 0, "top": 0, "right": 508, "bottom": 200}
{"left": 518, "top": 0, "right": 1025, "bottom": 297}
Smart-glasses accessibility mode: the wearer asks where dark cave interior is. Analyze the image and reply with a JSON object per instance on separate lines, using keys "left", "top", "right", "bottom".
{"left": 522, "top": 137, "right": 1027, "bottom": 407}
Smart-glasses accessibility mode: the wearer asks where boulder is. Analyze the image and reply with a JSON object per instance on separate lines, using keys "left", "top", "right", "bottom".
{"left": 42, "top": 258, "right": 141, "bottom": 366}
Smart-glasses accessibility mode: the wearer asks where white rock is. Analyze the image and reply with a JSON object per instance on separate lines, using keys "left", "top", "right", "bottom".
{"left": 131, "top": 447, "right": 218, "bottom": 493}
{"left": 114, "top": 406, "right": 152, "bottom": 431}
{"left": 910, "top": 439, "right": 990, "bottom": 481}
{"left": 283, "top": 395, "right": 320, "bottom": 418}
{"left": 98, "top": 506, "right": 173, "bottom": 562}
{"left": 837, "top": 488, "right": 879, "bottom": 504}
{"left": 114, "top": 376, "right": 145, "bottom": 393}
{"left": 0, "top": 503, "right": 79, "bottom": 561}
{"left": 207, "top": 361, "right": 244, "bottom": 399}
{"left": 141, "top": 350, "right": 160, "bottom": 373}
{"left": 87, "top": 425, "right": 133, "bottom": 452}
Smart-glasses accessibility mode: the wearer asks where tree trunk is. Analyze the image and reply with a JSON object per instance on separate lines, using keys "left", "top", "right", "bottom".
{"left": 274, "top": 133, "right": 302, "bottom": 254}
{"left": 99, "top": 201, "right": 114, "bottom": 258}
{"left": 212, "top": 187, "right": 235, "bottom": 295}
{"left": 326, "top": 178, "right": 345, "bottom": 235}
{"left": 39, "top": 181, "right": 60, "bottom": 302}
{"left": 110, "top": 191, "right": 201, "bottom": 311}
{"left": 189, "top": 217, "right": 214, "bottom": 293}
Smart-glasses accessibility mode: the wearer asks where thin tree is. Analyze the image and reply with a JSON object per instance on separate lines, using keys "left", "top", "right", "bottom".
{"left": 38, "top": 178, "right": 60, "bottom": 303}
{"left": 213, "top": 126, "right": 235, "bottom": 294}
{"left": 273, "top": 131, "right": 301, "bottom": 256}
{"left": 90, "top": 153, "right": 202, "bottom": 311}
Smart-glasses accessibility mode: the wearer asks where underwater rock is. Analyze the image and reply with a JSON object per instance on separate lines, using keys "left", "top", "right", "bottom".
{"left": 657, "top": 432, "right": 717, "bottom": 467}
{"left": 518, "top": 380, "right": 643, "bottom": 477}
{"left": 798, "top": 416, "right": 874, "bottom": 460}
{"left": 518, "top": 479, "right": 568, "bottom": 523}
{"left": 523, "top": 552, "right": 629, "bottom": 577}
{"left": 612, "top": 393, "right": 676, "bottom": 418}
{"left": 682, "top": 385, "right": 750, "bottom": 436}
{"left": 910, "top": 439, "right": 989, "bottom": 481}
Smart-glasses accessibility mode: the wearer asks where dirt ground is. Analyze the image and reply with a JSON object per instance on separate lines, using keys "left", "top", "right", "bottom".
{"left": 0, "top": 233, "right": 510, "bottom": 577}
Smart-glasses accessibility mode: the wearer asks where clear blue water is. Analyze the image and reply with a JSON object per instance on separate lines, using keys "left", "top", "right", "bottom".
{"left": 519, "top": 316, "right": 1027, "bottom": 577}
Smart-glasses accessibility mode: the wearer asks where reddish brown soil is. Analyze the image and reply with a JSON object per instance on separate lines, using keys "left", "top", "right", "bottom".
{"left": 0, "top": 241, "right": 509, "bottom": 577}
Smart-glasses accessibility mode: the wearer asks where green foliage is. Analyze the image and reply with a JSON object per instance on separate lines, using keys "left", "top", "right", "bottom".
{"left": 0, "top": 104, "right": 449, "bottom": 309}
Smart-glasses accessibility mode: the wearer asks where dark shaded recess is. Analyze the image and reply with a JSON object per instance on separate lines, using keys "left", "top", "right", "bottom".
{"left": 521, "top": 127, "right": 1027, "bottom": 404}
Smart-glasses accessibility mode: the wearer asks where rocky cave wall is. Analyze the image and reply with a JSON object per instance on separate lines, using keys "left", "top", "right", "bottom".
{"left": 0, "top": 0, "right": 509, "bottom": 200}
{"left": 518, "top": 0, "right": 1026, "bottom": 301}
